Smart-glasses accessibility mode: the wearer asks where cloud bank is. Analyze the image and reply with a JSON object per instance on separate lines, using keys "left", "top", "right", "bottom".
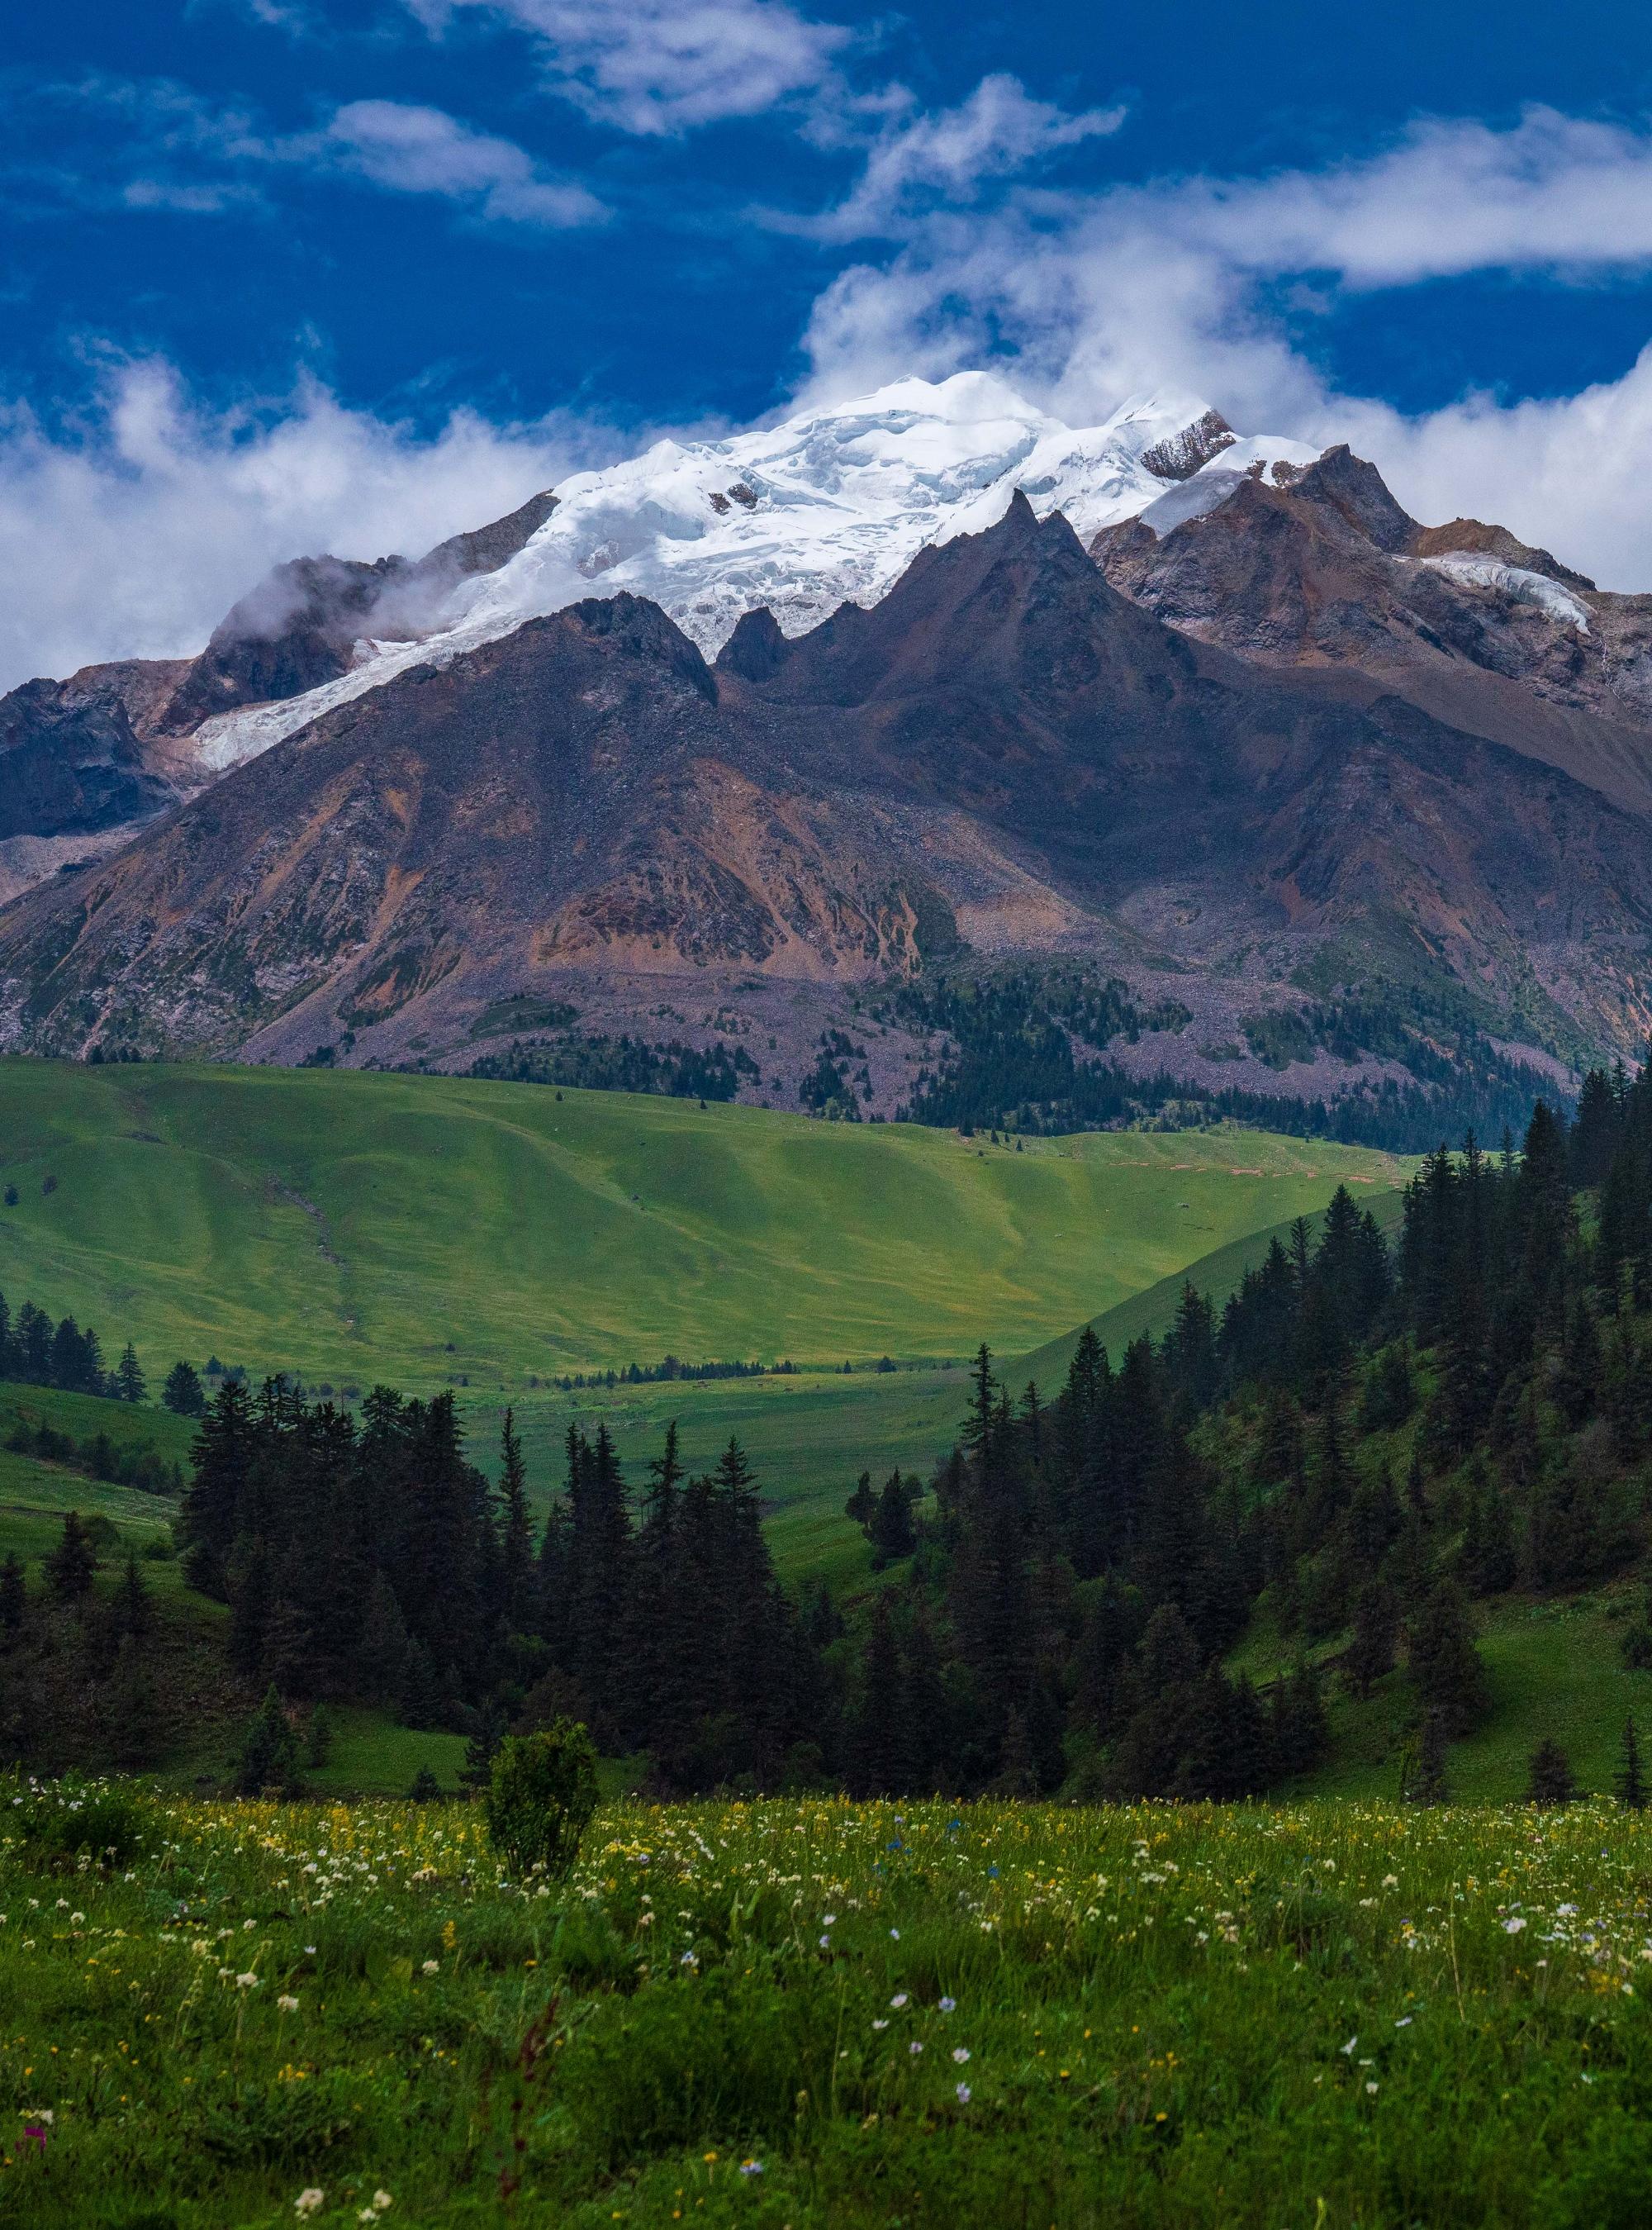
{"left": 0, "top": 361, "right": 621, "bottom": 688}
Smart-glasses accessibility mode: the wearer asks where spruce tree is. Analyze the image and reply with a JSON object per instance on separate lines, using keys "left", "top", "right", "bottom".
{"left": 1408, "top": 1710, "right": 1450, "bottom": 1804}
{"left": 1458, "top": 1467, "right": 1517, "bottom": 1596}
{"left": 990, "top": 1707, "right": 1039, "bottom": 1798}
{"left": 114, "top": 1555, "right": 154, "bottom": 1642}
{"left": 179, "top": 1378, "right": 253, "bottom": 1594}
{"left": 1526, "top": 1737, "right": 1578, "bottom": 1806}
{"left": 1408, "top": 1579, "right": 1489, "bottom": 1736}
{"left": 102, "top": 1637, "right": 166, "bottom": 1770}
{"left": 162, "top": 1360, "right": 206, "bottom": 1418}
{"left": 358, "top": 1571, "right": 411, "bottom": 1705}
{"left": 495, "top": 1408, "right": 534, "bottom": 1633}
{"left": 844, "top": 1471, "right": 876, "bottom": 1528}
{"left": 847, "top": 1599, "right": 914, "bottom": 1795}
{"left": 399, "top": 1641, "right": 444, "bottom": 1731}
{"left": 0, "top": 1551, "right": 24, "bottom": 1634}
{"left": 1617, "top": 1714, "right": 1647, "bottom": 1809}
{"left": 116, "top": 1342, "right": 146, "bottom": 1405}
{"left": 461, "top": 1704, "right": 506, "bottom": 1794}
{"left": 232, "top": 1686, "right": 302, "bottom": 1797}
{"left": 1344, "top": 1578, "right": 1398, "bottom": 1698}
{"left": 869, "top": 1470, "right": 918, "bottom": 1565}
{"left": 45, "top": 1511, "right": 97, "bottom": 1603}
{"left": 225, "top": 1537, "right": 270, "bottom": 1680}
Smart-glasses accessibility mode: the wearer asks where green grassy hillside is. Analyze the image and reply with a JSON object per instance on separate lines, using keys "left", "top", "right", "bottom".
{"left": 0, "top": 1059, "right": 1406, "bottom": 1386}
{"left": 1016, "top": 1185, "right": 1411, "bottom": 1395}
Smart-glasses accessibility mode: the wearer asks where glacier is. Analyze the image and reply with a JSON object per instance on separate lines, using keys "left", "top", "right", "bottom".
{"left": 196, "top": 371, "right": 1315, "bottom": 773}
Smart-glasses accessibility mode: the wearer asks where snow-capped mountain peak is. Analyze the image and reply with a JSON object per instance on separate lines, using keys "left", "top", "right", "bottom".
{"left": 196, "top": 373, "right": 1299, "bottom": 771}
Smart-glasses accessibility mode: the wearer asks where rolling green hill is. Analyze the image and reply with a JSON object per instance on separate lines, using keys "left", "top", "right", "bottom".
{"left": 0, "top": 1058, "right": 1406, "bottom": 1386}
{"left": 0, "top": 1058, "right": 1412, "bottom": 1597}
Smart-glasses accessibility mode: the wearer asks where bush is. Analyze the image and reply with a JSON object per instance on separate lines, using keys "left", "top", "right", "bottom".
{"left": 483, "top": 1720, "right": 598, "bottom": 1878}
{"left": 4, "top": 1772, "right": 150, "bottom": 1868}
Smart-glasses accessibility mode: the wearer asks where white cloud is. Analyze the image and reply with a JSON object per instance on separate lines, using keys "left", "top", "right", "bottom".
{"left": 796, "top": 105, "right": 1652, "bottom": 587}
{"left": 400, "top": 0, "right": 855, "bottom": 136}
{"left": 0, "top": 359, "right": 624, "bottom": 690}
{"left": 323, "top": 99, "right": 606, "bottom": 226}
{"left": 21, "top": 77, "right": 605, "bottom": 232}
{"left": 792, "top": 74, "right": 1126, "bottom": 241}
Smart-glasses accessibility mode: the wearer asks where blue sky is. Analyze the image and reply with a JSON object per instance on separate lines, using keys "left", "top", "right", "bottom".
{"left": 7, "top": 0, "right": 1652, "bottom": 683}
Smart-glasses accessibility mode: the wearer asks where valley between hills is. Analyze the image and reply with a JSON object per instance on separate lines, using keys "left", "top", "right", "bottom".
{"left": 0, "top": 1056, "right": 1407, "bottom": 1579}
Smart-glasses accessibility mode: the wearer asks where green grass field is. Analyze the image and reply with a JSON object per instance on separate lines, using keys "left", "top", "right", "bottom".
{"left": 0, "top": 1059, "right": 1405, "bottom": 1386}
{"left": 10, "top": 1783, "right": 1652, "bottom": 2228}
{"left": 1258, "top": 1587, "right": 1652, "bottom": 1808}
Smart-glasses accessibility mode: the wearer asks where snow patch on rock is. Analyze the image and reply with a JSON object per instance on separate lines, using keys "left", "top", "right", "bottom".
{"left": 1420, "top": 552, "right": 1593, "bottom": 632}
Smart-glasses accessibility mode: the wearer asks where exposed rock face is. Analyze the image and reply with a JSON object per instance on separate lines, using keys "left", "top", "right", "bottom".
{"left": 0, "top": 671, "right": 183, "bottom": 839}
{"left": 417, "top": 488, "right": 558, "bottom": 581}
{"left": 0, "top": 491, "right": 565, "bottom": 882}
{"left": 1092, "top": 447, "right": 1652, "bottom": 815}
{"left": 154, "top": 555, "right": 414, "bottom": 736}
{"left": 2, "top": 498, "right": 1650, "bottom": 1082}
{"left": 1141, "top": 408, "right": 1237, "bottom": 483}
{"left": 154, "top": 492, "right": 561, "bottom": 739}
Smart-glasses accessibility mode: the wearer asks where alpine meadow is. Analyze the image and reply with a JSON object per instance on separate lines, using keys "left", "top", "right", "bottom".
{"left": 13, "top": 3, "right": 1652, "bottom": 2220}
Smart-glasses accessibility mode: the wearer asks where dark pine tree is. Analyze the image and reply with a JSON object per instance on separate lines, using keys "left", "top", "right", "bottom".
{"left": 1409, "top": 1711, "right": 1450, "bottom": 1804}
{"left": 0, "top": 1552, "right": 24, "bottom": 1633}
{"left": 114, "top": 1555, "right": 154, "bottom": 1642}
{"left": 163, "top": 1360, "right": 207, "bottom": 1418}
{"left": 45, "top": 1510, "right": 97, "bottom": 1603}
{"left": 495, "top": 1408, "right": 535, "bottom": 1634}
{"left": 1408, "top": 1580, "right": 1489, "bottom": 1738}
{"left": 1616, "top": 1715, "right": 1647, "bottom": 1810}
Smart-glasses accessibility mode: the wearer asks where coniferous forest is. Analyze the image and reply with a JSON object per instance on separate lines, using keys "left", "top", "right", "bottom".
{"left": 10, "top": 1053, "right": 1652, "bottom": 1800}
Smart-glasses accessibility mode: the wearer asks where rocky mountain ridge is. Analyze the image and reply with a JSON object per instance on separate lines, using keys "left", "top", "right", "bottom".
{"left": 0, "top": 490, "right": 1648, "bottom": 1126}
{"left": 2, "top": 373, "right": 1650, "bottom": 1126}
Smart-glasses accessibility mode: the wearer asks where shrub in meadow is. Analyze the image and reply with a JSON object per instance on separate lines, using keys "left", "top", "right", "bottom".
{"left": 4, "top": 1772, "right": 150, "bottom": 1868}
{"left": 483, "top": 1719, "right": 598, "bottom": 1879}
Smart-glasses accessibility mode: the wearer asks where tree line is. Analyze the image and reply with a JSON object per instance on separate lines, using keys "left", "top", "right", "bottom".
{"left": 0, "top": 1286, "right": 211, "bottom": 1418}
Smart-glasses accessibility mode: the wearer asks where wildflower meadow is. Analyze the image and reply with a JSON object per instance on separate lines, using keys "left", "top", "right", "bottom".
{"left": 4, "top": 1782, "right": 1652, "bottom": 2226}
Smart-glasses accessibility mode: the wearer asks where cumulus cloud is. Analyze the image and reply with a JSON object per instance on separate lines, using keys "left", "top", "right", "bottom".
{"left": 400, "top": 0, "right": 855, "bottom": 136}
{"left": 0, "top": 359, "right": 623, "bottom": 690}
{"left": 797, "top": 105, "right": 1652, "bottom": 587}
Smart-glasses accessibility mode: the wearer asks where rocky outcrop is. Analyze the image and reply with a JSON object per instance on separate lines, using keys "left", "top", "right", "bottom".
{"left": 1092, "top": 448, "right": 1652, "bottom": 815}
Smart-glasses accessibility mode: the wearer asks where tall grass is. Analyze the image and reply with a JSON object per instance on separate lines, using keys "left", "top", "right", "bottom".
{"left": 3, "top": 1787, "right": 1649, "bottom": 2225}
